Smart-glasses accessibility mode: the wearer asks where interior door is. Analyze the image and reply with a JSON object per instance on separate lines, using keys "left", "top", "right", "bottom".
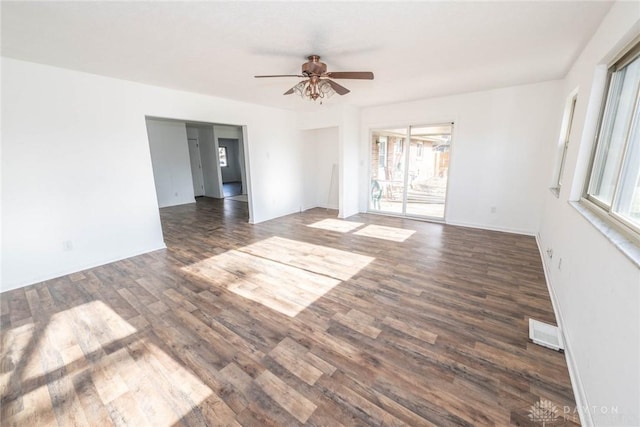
{"left": 187, "top": 138, "right": 205, "bottom": 197}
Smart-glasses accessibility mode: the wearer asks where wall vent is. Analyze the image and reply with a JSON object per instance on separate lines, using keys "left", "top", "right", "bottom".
{"left": 529, "top": 318, "right": 564, "bottom": 351}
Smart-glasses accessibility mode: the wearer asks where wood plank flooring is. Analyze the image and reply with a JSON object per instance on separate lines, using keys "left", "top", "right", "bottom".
{"left": 1, "top": 197, "right": 579, "bottom": 426}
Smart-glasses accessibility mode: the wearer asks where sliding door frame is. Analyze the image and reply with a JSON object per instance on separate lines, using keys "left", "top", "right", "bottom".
{"left": 367, "top": 122, "right": 454, "bottom": 222}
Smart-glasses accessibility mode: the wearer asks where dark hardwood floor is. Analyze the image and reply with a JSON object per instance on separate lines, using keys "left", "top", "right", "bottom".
{"left": 1, "top": 197, "right": 579, "bottom": 426}
{"left": 223, "top": 182, "right": 243, "bottom": 198}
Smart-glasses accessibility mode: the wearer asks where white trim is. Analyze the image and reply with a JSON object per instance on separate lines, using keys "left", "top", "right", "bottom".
{"left": 317, "top": 203, "right": 339, "bottom": 210}
{"left": 535, "top": 234, "right": 593, "bottom": 427}
{"left": 551, "top": 88, "right": 579, "bottom": 191}
{"left": 445, "top": 220, "right": 536, "bottom": 236}
{"left": 302, "top": 204, "right": 339, "bottom": 212}
{"left": 241, "top": 125, "right": 254, "bottom": 225}
{"left": 0, "top": 244, "right": 167, "bottom": 293}
{"left": 571, "top": 200, "right": 640, "bottom": 267}
{"left": 364, "top": 210, "right": 445, "bottom": 224}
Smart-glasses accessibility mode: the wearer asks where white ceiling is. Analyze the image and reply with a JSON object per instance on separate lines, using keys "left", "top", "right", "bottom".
{"left": 1, "top": 1, "right": 613, "bottom": 111}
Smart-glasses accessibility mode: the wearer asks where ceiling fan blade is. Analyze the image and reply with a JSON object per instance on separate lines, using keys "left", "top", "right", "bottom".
{"left": 326, "top": 79, "right": 350, "bottom": 96}
{"left": 255, "top": 74, "right": 304, "bottom": 78}
{"left": 326, "top": 71, "right": 374, "bottom": 80}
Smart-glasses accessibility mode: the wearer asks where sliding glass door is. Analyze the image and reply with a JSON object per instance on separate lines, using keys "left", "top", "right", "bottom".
{"left": 369, "top": 127, "right": 408, "bottom": 215}
{"left": 369, "top": 123, "right": 452, "bottom": 219}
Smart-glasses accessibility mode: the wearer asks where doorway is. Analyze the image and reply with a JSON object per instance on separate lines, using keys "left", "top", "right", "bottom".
{"left": 218, "top": 138, "right": 244, "bottom": 198}
{"left": 369, "top": 123, "right": 452, "bottom": 220}
{"left": 145, "top": 117, "right": 252, "bottom": 223}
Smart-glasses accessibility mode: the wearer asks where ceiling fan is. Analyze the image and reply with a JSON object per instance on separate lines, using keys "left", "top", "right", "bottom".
{"left": 255, "top": 55, "right": 374, "bottom": 102}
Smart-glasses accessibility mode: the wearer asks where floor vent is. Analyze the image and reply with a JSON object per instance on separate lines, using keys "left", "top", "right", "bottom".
{"left": 529, "top": 318, "right": 564, "bottom": 351}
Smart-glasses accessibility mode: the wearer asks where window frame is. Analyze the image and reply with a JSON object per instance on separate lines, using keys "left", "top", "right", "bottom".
{"left": 378, "top": 136, "right": 387, "bottom": 168}
{"left": 219, "top": 146, "right": 228, "bottom": 167}
{"left": 583, "top": 40, "right": 640, "bottom": 240}
{"left": 551, "top": 90, "right": 578, "bottom": 197}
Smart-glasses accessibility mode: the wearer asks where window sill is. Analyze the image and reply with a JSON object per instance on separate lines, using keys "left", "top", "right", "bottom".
{"left": 570, "top": 200, "right": 640, "bottom": 268}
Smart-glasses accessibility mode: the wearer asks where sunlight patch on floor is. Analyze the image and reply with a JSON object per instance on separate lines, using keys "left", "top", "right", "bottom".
{"left": 183, "top": 236, "right": 374, "bottom": 316}
{"left": 184, "top": 249, "right": 342, "bottom": 317}
{"left": 240, "top": 236, "right": 374, "bottom": 281}
{"left": 353, "top": 224, "right": 416, "bottom": 242}
{"left": 12, "top": 300, "right": 138, "bottom": 382}
{"left": 1, "top": 300, "right": 215, "bottom": 426}
{"left": 1, "top": 322, "right": 35, "bottom": 378}
{"left": 307, "top": 218, "right": 364, "bottom": 233}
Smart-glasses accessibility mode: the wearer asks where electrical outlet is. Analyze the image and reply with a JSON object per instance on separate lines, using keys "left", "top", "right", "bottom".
{"left": 62, "top": 240, "right": 73, "bottom": 251}
{"left": 546, "top": 248, "right": 553, "bottom": 259}
{"left": 490, "top": 206, "right": 497, "bottom": 214}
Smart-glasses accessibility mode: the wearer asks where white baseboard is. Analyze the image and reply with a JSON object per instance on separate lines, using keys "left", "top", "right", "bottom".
{"left": 317, "top": 204, "right": 339, "bottom": 210}
{"left": 158, "top": 197, "right": 198, "bottom": 208}
{"left": 446, "top": 220, "right": 536, "bottom": 236}
{"left": 535, "top": 234, "right": 593, "bottom": 427}
{"left": 301, "top": 204, "right": 339, "bottom": 212}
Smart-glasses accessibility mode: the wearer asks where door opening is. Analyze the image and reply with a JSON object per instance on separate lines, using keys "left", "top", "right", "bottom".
{"left": 219, "top": 138, "right": 245, "bottom": 199}
{"left": 369, "top": 123, "right": 452, "bottom": 220}
{"left": 145, "top": 117, "right": 252, "bottom": 224}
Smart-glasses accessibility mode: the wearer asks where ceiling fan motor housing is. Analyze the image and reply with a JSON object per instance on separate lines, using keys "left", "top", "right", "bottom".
{"left": 302, "top": 55, "right": 327, "bottom": 76}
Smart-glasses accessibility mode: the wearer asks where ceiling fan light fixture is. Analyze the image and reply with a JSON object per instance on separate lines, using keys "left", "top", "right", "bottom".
{"left": 256, "top": 55, "right": 373, "bottom": 103}
{"left": 293, "top": 79, "right": 335, "bottom": 102}
{"left": 318, "top": 80, "right": 335, "bottom": 98}
{"left": 292, "top": 81, "right": 306, "bottom": 97}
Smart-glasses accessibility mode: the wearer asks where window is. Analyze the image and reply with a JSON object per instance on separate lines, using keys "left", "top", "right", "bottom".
{"left": 378, "top": 136, "right": 387, "bottom": 168}
{"left": 394, "top": 139, "right": 403, "bottom": 154}
{"left": 219, "top": 147, "right": 228, "bottom": 167}
{"left": 585, "top": 42, "right": 640, "bottom": 234}
{"left": 551, "top": 91, "right": 578, "bottom": 196}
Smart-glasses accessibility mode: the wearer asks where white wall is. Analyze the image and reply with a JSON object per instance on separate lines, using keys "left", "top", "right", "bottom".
{"left": 145, "top": 118, "right": 195, "bottom": 207}
{"left": 538, "top": 2, "right": 640, "bottom": 425}
{"left": 301, "top": 127, "right": 339, "bottom": 210}
{"left": 186, "top": 124, "right": 223, "bottom": 198}
{"left": 339, "top": 106, "right": 361, "bottom": 219}
{"left": 298, "top": 105, "right": 362, "bottom": 217}
{"left": 1, "top": 57, "right": 303, "bottom": 291}
{"left": 238, "top": 133, "right": 247, "bottom": 195}
{"left": 196, "top": 126, "right": 224, "bottom": 199}
{"left": 360, "top": 81, "right": 562, "bottom": 234}
{"left": 185, "top": 127, "right": 205, "bottom": 197}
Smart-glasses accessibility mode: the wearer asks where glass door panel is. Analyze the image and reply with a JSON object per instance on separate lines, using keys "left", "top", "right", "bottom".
{"left": 370, "top": 128, "right": 408, "bottom": 214}
{"left": 369, "top": 123, "right": 452, "bottom": 220}
{"left": 405, "top": 124, "right": 452, "bottom": 218}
